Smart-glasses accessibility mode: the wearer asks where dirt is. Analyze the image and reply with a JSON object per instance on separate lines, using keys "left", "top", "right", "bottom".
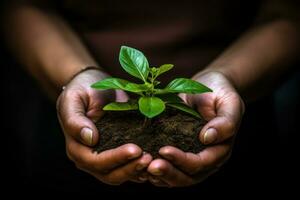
{"left": 94, "top": 108, "right": 207, "bottom": 158}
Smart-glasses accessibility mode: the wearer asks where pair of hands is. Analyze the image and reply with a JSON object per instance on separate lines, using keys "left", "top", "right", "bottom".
{"left": 56, "top": 69, "right": 244, "bottom": 187}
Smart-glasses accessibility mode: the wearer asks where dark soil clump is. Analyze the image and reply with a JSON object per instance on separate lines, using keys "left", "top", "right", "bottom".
{"left": 95, "top": 109, "right": 206, "bottom": 158}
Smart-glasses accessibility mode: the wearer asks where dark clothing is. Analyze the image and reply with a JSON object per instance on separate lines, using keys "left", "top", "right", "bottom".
{"left": 61, "top": 0, "right": 259, "bottom": 83}
{"left": 50, "top": 0, "right": 299, "bottom": 83}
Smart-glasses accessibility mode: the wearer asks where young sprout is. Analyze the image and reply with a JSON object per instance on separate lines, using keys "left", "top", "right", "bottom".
{"left": 91, "top": 46, "right": 212, "bottom": 119}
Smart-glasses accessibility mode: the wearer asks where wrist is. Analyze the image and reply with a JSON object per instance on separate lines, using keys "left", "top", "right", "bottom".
{"left": 63, "top": 66, "right": 107, "bottom": 86}
{"left": 67, "top": 66, "right": 103, "bottom": 82}
{"left": 195, "top": 67, "right": 240, "bottom": 92}
{"left": 59, "top": 66, "right": 110, "bottom": 95}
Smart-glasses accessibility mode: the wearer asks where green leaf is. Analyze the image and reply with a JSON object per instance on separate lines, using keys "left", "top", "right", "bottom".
{"left": 167, "top": 103, "right": 201, "bottom": 119}
{"left": 126, "top": 83, "right": 150, "bottom": 93}
{"left": 91, "top": 78, "right": 128, "bottom": 90}
{"left": 151, "top": 67, "right": 158, "bottom": 73}
{"left": 164, "top": 78, "right": 212, "bottom": 94}
{"left": 157, "top": 94, "right": 183, "bottom": 103}
{"left": 156, "top": 64, "right": 174, "bottom": 77}
{"left": 91, "top": 78, "right": 148, "bottom": 93}
{"left": 119, "top": 46, "right": 149, "bottom": 82}
{"left": 103, "top": 101, "right": 138, "bottom": 111}
{"left": 138, "top": 97, "right": 165, "bottom": 118}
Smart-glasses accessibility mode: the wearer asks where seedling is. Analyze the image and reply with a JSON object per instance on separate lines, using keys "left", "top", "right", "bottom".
{"left": 91, "top": 46, "right": 212, "bottom": 119}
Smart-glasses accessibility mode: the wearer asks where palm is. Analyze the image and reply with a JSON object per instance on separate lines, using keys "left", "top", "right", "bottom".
{"left": 86, "top": 87, "right": 128, "bottom": 121}
{"left": 147, "top": 71, "right": 245, "bottom": 187}
{"left": 57, "top": 69, "right": 152, "bottom": 185}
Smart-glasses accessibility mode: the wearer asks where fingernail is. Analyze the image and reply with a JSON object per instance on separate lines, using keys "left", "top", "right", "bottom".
{"left": 127, "top": 146, "right": 140, "bottom": 159}
{"left": 203, "top": 128, "right": 218, "bottom": 144}
{"left": 151, "top": 168, "right": 163, "bottom": 176}
{"left": 80, "top": 127, "right": 93, "bottom": 145}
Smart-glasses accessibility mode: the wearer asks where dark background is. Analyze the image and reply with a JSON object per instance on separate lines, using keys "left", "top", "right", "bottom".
{"left": 0, "top": 1, "right": 299, "bottom": 197}
{"left": 1, "top": 42, "right": 299, "bottom": 197}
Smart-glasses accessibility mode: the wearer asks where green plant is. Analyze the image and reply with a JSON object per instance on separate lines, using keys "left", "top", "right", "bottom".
{"left": 91, "top": 46, "right": 212, "bottom": 119}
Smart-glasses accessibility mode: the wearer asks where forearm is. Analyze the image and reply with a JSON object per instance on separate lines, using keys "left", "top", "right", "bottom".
{"left": 201, "top": 19, "right": 300, "bottom": 100}
{"left": 3, "top": 4, "right": 98, "bottom": 97}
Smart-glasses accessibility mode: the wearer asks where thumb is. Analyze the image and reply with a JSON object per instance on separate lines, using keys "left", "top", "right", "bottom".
{"left": 199, "top": 93, "right": 244, "bottom": 145}
{"left": 57, "top": 91, "right": 99, "bottom": 146}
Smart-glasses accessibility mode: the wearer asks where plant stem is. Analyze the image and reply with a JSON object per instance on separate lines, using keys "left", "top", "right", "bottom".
{"left": 137, "top": 92, "right": 145, "bottom": 97}
{"left": 143, "top": 117, "right": 148, "bottom": 127}
{"left": 142, "top": 117, "right": 151, "bottom": 128}
{"left": 150, "top": 73, "right": 155, "bottom": 96}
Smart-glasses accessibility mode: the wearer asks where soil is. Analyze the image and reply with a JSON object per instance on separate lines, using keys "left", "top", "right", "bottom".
{"left": 94, "top": 108, "right": 207, "bottom": 158}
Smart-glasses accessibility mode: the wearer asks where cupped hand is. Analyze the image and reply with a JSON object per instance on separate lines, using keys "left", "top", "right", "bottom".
{"left": 56, "top": 69, "right": 152, "bottom": 185}
{"left": 147, "top": 71, "right": 245, "bottom": 187}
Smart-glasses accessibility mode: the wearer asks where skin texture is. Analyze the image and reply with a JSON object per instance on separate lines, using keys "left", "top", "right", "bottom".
{"left": 3, "top": 3, "right": 300, "bottom": 186}
{"left": 147, "top": 71, "right": 244, "bottom": 187}
{"left": 145, "top": 20, "right": 300, "bottom": 187}
{"left": 56, "top": 69, "right": 153, "bottom": 184}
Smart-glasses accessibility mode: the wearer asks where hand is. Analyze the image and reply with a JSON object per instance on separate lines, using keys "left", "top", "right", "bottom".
{"left": 147, "top": 71, "right": 245, "bottom": 187}
{"left": 56, "top": 69, "right": 152, "bottom": 185}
